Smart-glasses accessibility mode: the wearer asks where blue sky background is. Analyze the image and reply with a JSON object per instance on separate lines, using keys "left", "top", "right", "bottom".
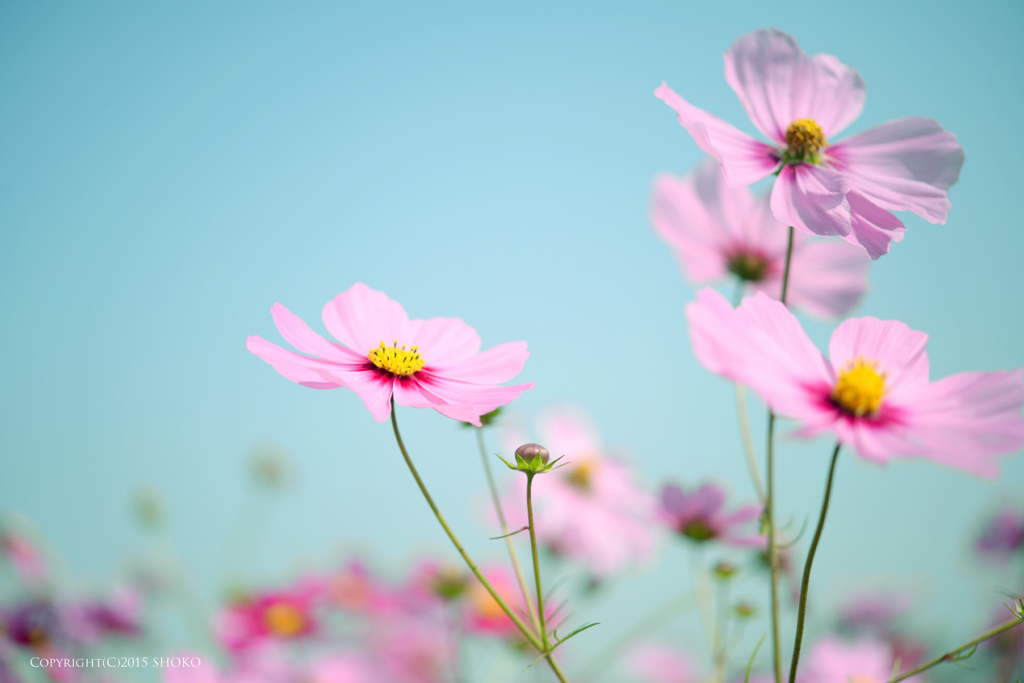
{"left": 2, "top": 1, "right": 1023, "bottom": 679}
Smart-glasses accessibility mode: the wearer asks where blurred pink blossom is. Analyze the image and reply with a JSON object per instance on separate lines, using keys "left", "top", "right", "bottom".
{"left": 500, "top": 409, "right": 658, "bottom": 577}
{"left": 977, "top": 506, "right": 1024, "bottom": 558}
{"left": 626, "top": 644, "right": 697, "bottom": 683}
{"left": 652, "top": 159, "right": 869, "bottom": 318}
{"left": 688, "top": 288, "right": 1024, "bottom": 476}
{"left": 214, "top": 585, "right": 318, "bottom": 652}
{"left": 797, "top": 636, "right": 918, "bottom": 683}
{"left": 0, "top": 533, "right": 46, "bottom": 587}
{"left": 656, "top": 28, "right": 964, "bottom": 259}
{"left": 247, "top": 283, "right": 533, "bottom": 426}
{"left": 659, "top": 482, "right": 763, "bottom": 547}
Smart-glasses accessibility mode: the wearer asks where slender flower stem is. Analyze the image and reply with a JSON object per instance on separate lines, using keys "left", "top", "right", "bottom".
{"left": 388, "top": 403, "right": 549, "bottom": 659}
{"left": 779, "top": 227, "right": 794, "bottom": 304}
{"left": 887, "top": 615, "right": 1024, "bottom": 682}
{"left": 765, "top": 225, "right": 796, "bottom": 683}
{"left": 525, "top": 473, "right": 548, "bottom": 643}
{"left": 765, "top": 414, "right": 783, "bottom": 683}
{"left": 735, "top": 384, "right": 765, "bottom": 503}
{"left": 788, "top": 444, "right": 841, "bottom": 683}
{"left": 475, "top": 427, "right": 542, "bottom": 633}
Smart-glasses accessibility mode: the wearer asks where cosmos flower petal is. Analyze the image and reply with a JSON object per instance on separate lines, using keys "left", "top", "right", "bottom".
{"left": 339, "top": 370, "right": 396, "bottom": 423}
{"left": 431, "top": 341, "right": 529, "bottom": 384}
{"left": 322, "top": 283, "right": 409, "bottom": 353}
{"left": 771, "top": 164, "right": 852, "bottom": 237}
{"left": 405, "top": 316, "right": 482, "bottom": 364}
{"left": 829, "top": 116, "right": 965, "bottom": 223}
{"left": 650, "top": 170, "right": 734, "bottom": 282}
{"left": 724, "top": 28, "right": 866, "bottom": 141}
{"left": 687, "top": 288, "right": 833, "bottom": 420}
{"left": 270, "top": 303, "right": 364, "bottom": 364}
{"left": 781, "top": 234, "right": 870, "bottom": 318}
{"left": 839, "top": 191, "right": 907, "bottom": 259}
{"left": 828, "top": 317, "right": 930, "bottom": 395}
{"left": 655, "top": 83, "right": 780, "bottom": 187}
{"left": 538, "top": 407, "right": 601, "bottom": 457}
{"left": 246, "top": 336, "right": 347, "bottom": 389}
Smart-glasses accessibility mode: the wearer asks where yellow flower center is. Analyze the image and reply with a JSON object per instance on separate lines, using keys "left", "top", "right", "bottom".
{"left": 262, "top": 603, "right": 306, "bottom": 637}
{"left": 785, "top": 118, "right": 827, "bottom": 161}
{"left": 566, "top": 460, "right": 595, "bottom": 491}
{"left": 368, "top": 339, "right": 425, "bottom": 377}
{"left": 468, "top": 583, "right": 507, "bottom": 620}
{"left": 832, "top": 359, "right": 886, "bottom": 417}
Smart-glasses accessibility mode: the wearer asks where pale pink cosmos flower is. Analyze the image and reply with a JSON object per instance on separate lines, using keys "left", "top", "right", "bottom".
{"left": 626, "top": 644, "right": 697, "bottom": 683}
{"left": 500, "top": 408, "right": 658, "bottom": 577}
{"left": 460, "top": 565, "right": 531, "bottom": 640}
{"left": 688, "top": 288, "right": 1024, "bottom": 476}
{"left": 652, "top": 159, "right": 869, "bottom": 318}
{"left": 213, "top": 585, "right": 318, "bottom": 652}
{"left": 247, "top": 283, "right": 533, "bottom": 426}
{"left": 0, "top": 533, "right": 47, "bottom": 587}
{"left": 656, "top": 28, "right": 965, "bottom": 259}
{"left": 797, "top": 636, "right": 920, "bottom": 683}
{"left": 659, "top": 482, "right": 763, "bottom": 547}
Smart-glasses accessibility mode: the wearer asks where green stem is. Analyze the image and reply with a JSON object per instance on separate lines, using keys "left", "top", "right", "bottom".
{"left": 765, "top": 226, "right": 796, "bottom": 683}
{"left": 788, "top": 444, "right": 841, "bottom": 683}
{"left": 735, "top": 384, "right": 765, "bottom": 503}
{"left": 765, "top": 414, "right": 783, "bottom": 683}
{"left": 780, "top": 227, "right": 794, "bottom": 305}
{"left": 388, "top": 403, "right": 542, "bottom": 651}
{"left": 526, "top": 473, "right": 548, "bottom": 644}
{"left": 475, "top": 427, "right": 542, "bottom": 633}
{"left": 887, "top": 615, "right": 1024, "bottom": 682}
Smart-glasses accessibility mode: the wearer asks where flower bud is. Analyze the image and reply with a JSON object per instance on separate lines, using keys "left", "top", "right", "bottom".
{"left": 734, "top": 602, "right": 756, "bottom": 619}
{"left": 515, "top": 443, "right": 550, "bottom": 464}
{"left": 713, "top": 561, "right": 738, "bottom": 580}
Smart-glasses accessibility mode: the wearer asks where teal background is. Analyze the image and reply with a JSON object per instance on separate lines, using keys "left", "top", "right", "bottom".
{"left": 2, "top": 1, "right": 1022, "bottom": 679}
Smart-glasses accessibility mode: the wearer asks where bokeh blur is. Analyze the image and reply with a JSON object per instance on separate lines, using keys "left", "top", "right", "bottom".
{"left": 2, "top": 1, "right": 1023, "bottom": 681}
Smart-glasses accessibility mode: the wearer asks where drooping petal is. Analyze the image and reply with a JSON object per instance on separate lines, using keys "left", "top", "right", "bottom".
{"left": 687, "top": 289, "right": 833, "bottom": 420}
{"left": 828, "top": 317, "right": 930, "bottom": 397}
{"left": 841, "top": 191, "right": 907, "bottom": 260}
{"left": 430, "top": 341, "right": 529, "bottom": 384}
{"left": 246, "top": 336, "right": 347, "bottom": 390}
{"left": 828, "top": 116, "right": 965, "bottom": 223}
{"left": 270, "top": 303, "right": 365, "bottom": 364}
{"left": 771, "top": 164, "right": 852, "bottom": 237}
{"left": 405, "top": 316, "right": 481, "bottom": 365}
{"left": 339, "top": 370, "right": 396, "bottom": 423}
{"left": 322, "top": 283, "right": 409, "bottom": 354}
{"left": 655, "top": 83, "right": 780, "bottom": 187}
{"left": 724, "top": 29, "right": 866, "bottom": 141}
{"left": 418, "top": 373, "right": 534, "bottom": 416}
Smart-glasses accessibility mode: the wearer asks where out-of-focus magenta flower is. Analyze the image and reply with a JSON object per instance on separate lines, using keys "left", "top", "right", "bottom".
{"left": 247, "top": 283, "right": 533, "bottom": 426}
{"left": 2, "top": 602, "right": 62, "bottom": 648}
{"left": 0, "top": 533, "right": 46, "bottom": 587}
{"left": 67, "top": 587, "right": 144, "bottom": 642}
{"left": 977, "top": 506, "right": 1024, "bottom": 557}
{"left": 838, "top": 592, "right": 912, "bottom": 635}
{"left": 656, "top": 28, "right": 964, "bottom": 259}
{"left": 652, "top": 159, "right": 869, "bottom": 318}
{"left": 461, "top": 566, "right": 526, "bottom": 639}
{"left": 626, "top": 644, "right": 697, "bottom": 683}
{"left": 214, "top": 587, "right": 318, "bottom": 652}
{"left": 308, "top": 654, "right": 378, "bottom": 683}
{"left": 500, "top": 409, "right": 658, "bottom": 577}
{"left": 659, "top": 482, "right": 763, "bottom": 546}
{"left": 371, "top": 618, "right": 450, "bottom": 683}
{"left": 797, "top": 636, "right": 917, "bottom": 683}
{"left": 688, "top": 288, "right": 1024, "bottom": 476}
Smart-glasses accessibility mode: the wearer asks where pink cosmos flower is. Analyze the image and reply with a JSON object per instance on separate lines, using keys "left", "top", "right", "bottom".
{"left": 247, "top": 283, "right": 533, "bottom": 426}
{"left": 687, "top": 288, "right": 1024, "bottom": 476}
{"left": 652, "top": 159, "right": 869, "bottom": 318}
{"left": 500, "top": 408, "right": 658, "bottom": 577}
{"left": 837, "top": 591, "right": 912, "bottom": 635}
{"left": 214, "top": 587, "right": 318, "bottom": 652}
{"left": 308, "top": 655, "right": 378, "bottom": 683}
{"left": 461, "top": 565, "right": 529, "bottom": 639}
{"left": 659, "top": 482, "right": 763, "bottom": 547}
{"left": 626, "top": 644, "right": 697, "bottom": 683}
{"left": 977, "top": 506, "right": 1024, "bottom": 557}
{"left": 0, "top": 533, "right": 47, "bottom": 586}
{"left": 656, "top": 28, "right": 965, "bottom": 259}
{"left": 798, "top": 636, "right": 919, "bottom": 683}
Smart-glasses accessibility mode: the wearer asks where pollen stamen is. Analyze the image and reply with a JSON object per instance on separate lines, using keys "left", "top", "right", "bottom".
{"left": 832, "top": 359, "right": 886, "bottom": 417}
{"left": 368, "top": 339, "right": 425, "bottom": 377}
{"left": 785, "top": 118, "right": 827, "bottom": 163}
